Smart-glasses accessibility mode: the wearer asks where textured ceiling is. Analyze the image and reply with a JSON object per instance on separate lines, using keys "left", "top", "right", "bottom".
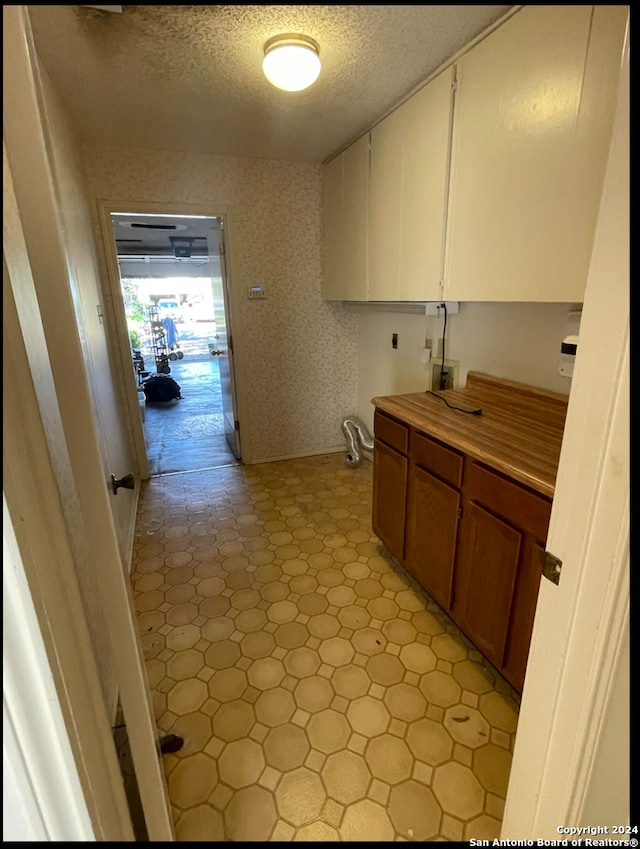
{"left": 27, "top": 4, "right": 514, "bottom": 164}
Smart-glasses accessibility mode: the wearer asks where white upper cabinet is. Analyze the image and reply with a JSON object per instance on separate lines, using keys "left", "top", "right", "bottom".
{"left": 321, "top": 132, "right": 369, "bottom": 300}
{"left": 443, "top": 5, "right": 628, "bottom": 302}
{"left": 368, "top": 66, "right": 455, "bottom": 302}
{"left": 321, "top": 5, "right": 627, "bottom": 304}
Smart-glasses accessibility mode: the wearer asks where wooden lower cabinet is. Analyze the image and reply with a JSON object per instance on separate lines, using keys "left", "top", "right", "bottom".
{"left": 405, "top": 465, "right": 459, "bottom": 612}
{"left": 372, "top": 438, "right": 408, "bottom": 562}
{"left": 451, "top": 463, "right": 551, "bottom": 690}
{"left": 451, "top": 501, "right": 522, "bottom": 671}
{"left": 372, "top": 416, "right": 551, "bottom": 692}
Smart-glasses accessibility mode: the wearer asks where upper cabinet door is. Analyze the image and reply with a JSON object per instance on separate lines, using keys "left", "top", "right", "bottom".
{"left": 369, "top": 66, "right": 454, "bottom": 302}
{"left": 443, "top": 5, "right": 627, "bottom": 302}
{"left": 321, "top": 132, "right": 369, "bottom": 301}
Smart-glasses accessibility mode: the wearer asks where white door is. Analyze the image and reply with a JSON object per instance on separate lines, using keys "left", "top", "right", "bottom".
{"left": 501, "top": 20, "right": 629, "bottom": 836}
{"left": 217, "top": 218, "right": 242, "bottom": 458}
{"left": 3, "top": 6, "right": 174, "bottom": 840}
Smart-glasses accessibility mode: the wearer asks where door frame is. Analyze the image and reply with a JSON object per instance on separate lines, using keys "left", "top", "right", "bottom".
{"left": 97, "top": 200, "right": 242, "bottom": 476}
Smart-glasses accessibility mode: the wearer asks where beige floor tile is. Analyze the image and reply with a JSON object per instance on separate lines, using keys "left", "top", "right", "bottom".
{"left": 276, "top": 767, "right": 325, "bottom": 826}
{"left": 131, "top": 453, "right": 520, "bottom": 841}
{"left": 175, "top": 804, "right": 224, "bottom": 841}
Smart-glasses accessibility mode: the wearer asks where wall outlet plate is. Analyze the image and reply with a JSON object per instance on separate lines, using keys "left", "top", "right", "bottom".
{"left": 425, "top": 301, "right": 460, "bottom": 316}
{"left": 429, "top": 359, "right": 459, "bottom": 391}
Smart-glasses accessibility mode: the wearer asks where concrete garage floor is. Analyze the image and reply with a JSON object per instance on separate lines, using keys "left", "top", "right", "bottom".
{"left": 141, "top": 355, "right": 239, "bottom": 477}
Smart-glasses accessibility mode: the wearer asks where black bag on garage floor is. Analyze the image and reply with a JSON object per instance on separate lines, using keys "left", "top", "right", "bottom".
{"left": 142, "top": 373, "right": 182, "bottom": 402}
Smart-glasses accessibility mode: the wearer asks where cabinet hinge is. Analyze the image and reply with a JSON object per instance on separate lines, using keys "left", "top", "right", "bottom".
{"left": 458, "top": 505, "right": 463, "bottom": 520}
{"left": 543, "top": 551, "right": 562, "bottom": 585}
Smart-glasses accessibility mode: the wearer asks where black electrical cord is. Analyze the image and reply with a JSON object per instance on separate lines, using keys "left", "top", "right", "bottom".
{"left": 439, "top": 303, "right": 448, "bottom": 390}
{"left": 425, "top": 390, "right": 483, "bottom": 416}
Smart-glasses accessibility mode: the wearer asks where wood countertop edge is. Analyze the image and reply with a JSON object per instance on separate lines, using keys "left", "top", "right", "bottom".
{"left": 372, "top": 374, "right": 568, "bottom": 500}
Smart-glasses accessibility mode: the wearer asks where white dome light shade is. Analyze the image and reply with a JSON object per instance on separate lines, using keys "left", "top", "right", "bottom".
{"left": 262, "top": 34, "right": 321, "bottom": 92}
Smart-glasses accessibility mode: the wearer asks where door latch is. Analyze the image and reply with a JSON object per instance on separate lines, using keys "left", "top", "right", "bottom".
{"left": 543, "top": 551, "right": 562, "bottom": 585}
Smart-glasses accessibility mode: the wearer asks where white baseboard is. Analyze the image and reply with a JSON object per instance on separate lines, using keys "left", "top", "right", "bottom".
{"left": 244, "top": 445, "right": 348, "bottom": 465}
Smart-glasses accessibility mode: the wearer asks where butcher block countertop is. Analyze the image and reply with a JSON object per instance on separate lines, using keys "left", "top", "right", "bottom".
{"left": 372, "top": 372, "right": 569, "bottom": 499}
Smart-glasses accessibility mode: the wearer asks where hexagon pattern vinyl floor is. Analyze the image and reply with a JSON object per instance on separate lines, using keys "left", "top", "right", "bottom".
{"left": 131, "top": 452, "right": 521, "bottom": 841}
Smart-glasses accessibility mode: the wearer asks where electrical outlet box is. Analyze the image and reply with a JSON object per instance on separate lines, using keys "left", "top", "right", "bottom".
{"left": 429, "top": 359, "right": 459, "bottom": 391}
{"left": 425, "top": 301, "right": 460, "bottom": 316}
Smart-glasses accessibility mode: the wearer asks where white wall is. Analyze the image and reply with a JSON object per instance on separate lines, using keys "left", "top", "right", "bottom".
{"left": 356, "top": 301, "right": 579, "bottom": 433}
{"left": 78, "top": 146, "right": 582, "bottom": 464}
{"left": 82, "top": 143, "right": 359, "bottom": 463}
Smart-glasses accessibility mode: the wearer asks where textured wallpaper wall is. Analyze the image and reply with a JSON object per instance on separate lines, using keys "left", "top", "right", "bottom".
{"left": 82, "top": 144, "right": 358, "bottom": 464}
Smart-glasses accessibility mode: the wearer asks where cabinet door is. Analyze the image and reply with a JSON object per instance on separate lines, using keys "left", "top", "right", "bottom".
{"left": 372, "top": 439, "right": 408, "bottom": 562}
{"left": 405, "top": 465, "right": 459, "bottom": 611}
{"left": 444, "top": 5, "right": 627, "bottom": 302}
{"left": 502, "top": 538, "right": 545, "bottom": 692}
{"left": 369, "top": 66, "right": 454, "bottom": 302}
{"left": 453, "top": 501, "right": 521, "bottom": 669}
{"left": 321, "top": 132, "right": 369, "bottom": 300}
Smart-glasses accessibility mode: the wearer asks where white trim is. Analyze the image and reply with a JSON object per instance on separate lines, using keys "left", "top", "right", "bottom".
{"left": 3, "top": 497, "right": 94, "bottom": 842}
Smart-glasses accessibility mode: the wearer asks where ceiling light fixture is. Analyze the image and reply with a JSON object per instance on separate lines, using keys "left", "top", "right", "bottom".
{"left": 262, "top": 33, "right": 321, "bottom": 92}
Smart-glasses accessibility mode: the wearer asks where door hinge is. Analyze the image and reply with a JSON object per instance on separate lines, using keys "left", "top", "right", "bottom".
{"left": 543, "top": 551, "right": 562, "bottom": 585}
{"left": 234, "top": 419, "right": 240, "bottom": 432}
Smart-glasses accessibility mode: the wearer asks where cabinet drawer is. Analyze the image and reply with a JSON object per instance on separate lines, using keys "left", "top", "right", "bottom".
{"left": 374, "top": 411, "right": 409, "bottom": 454}
{"left": 465, "top": 462, "right": 552, "bottom": 541}
{"left": 410, "top": 430, "right": 463, "bottom": 488}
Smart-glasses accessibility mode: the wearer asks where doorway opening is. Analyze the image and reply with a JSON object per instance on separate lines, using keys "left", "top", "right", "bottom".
{"left": 111, "top": 211, "right": 241, "bottom": 476}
